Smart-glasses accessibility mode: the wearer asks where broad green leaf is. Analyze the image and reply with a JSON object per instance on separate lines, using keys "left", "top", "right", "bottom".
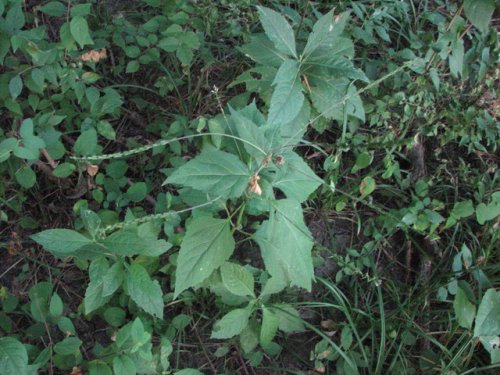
{"left": 57, "top": 317, "right": 76, "bottom": 335}
{"left": 479, "top": 336, "right": 500, "bottom": 364}
{"left": 38, "top": 2, "right": 66, "bottom": 17}
{"left": 0, "top": 337, "right": 28, "bottom": 375}
{"left": 15, "top": 166, "right": 36, "bottom": 189}
{"left": 88, "top": 361, "right": 112, "bottom": 375}
{"left": 476, "top": 201, "right": 500, "bottom": 225}
{"left": 113, "top": 355, "right": 136, "bottom": 375}
{"left": 32, "top": 229, "right": 93, "bottom": 256}
{"left": 360, "top": 176, "right": 376, "bottom": 197}
{"left": 70, "top": 16, "right": 94, "bottom": 48}
{"left": 271, "top": 305, "right": 305, "bottom": 333}
{"left": 453, "top": 287, "right": 476, "bottom": 329}
{"left": 474, "top": 288, "right": 500, "bottom": 337}
{"left": 74, "top": 128, "right": 97, "bottom": 156}
{"left": 278, "top": 98, "right": 311, "bottom": 146}
{"left": 254, "top": 199, "right": 314, "bottom": 291}
{"left": 9, "top": 75, "right": 23, "bottom": 100}
{"left": 29, "top": 282, "right": 52, "bottom": 323}
{"left": 54, "top": 337, "right": 81, "bottom": 356}
{"left": 239, "top": 34, "right": 286, "bottom": 67}
{"left": 52, "top": 163, "right": 76, "bottom": 178}
{"left": 175, "top": 217, "right": 235, "bottom": 298}
{"left": 103, "top": 307, "right": 126, "bottom": 327}
{"left": 221, "top": 262, "right": 255, "bottom": 298}
{"left": 160, "top": 336, "right": 173, "bottom": 370}
{"left": 451, "top": 200, "right": 475, "bottom": 219}
{"left": 5, "top": 5, "right": 25, "bottom": 32}
{"left": 102, "top": 262, "right": 124, "bottom": 297}
{"left": 165, "top": 150, "right": 250, "bottom": 199}
{"left": 257, "top": 6, "right": 297, "bottom": 58}
{"left": 230, "top": 107, "right": 269, "bottom": 159}
{"left": 310, "top": 78, "right": 364, "bottom": 122}
{"left": 260, "top": 277, "right": 287, "bottom": 298}
{"left": 272, "top": 151, "right": 322, "bottom": 202}
{"left": 211, "top": 307, "right": 251, "bottom": 339}
{"left": 351, "top": 152, "right": 373, "bottom": 173}
{"left": 464, "top": 0, "right": 495, "bottom": 34}
{"left": 449, "top": 39, "right": 464, "bottom": 78}
{"left": 126, "top": 60, "right": 140, "bottom": 74}
{"left": 260, "top": 306, "right": 279, "bottom": 347}
{"left": 341, "top": 326, "right": 354, "bottom": 350}
{"left": 240, "top": 321, "right": 260, "bottom": 353}
{"left": 102, "top": 229, "right": 170, "bottom": 257}
{"left": 303, "top": 11, "right": 348, "bottom": 58}
{"left": 49, "top": 293, "right": 64, "bottom": 317}
{"left": 175, "top": 370, "right": 203, "bottom": 375}
{"left": 125, "top": 182, "right": 147, "bottom": 202}
{"left": 85, "top": 257, "right": 112, "bottom": 314}
{"left": 0, "top": 138, "right": 18, "bottom": 163}
{"left": 70, "top": 4, "right": 92, "bottom": 17}
{"left": 268, "top": 60, "right": 304, "bottom": 126}
{"left": 81, "top": 209, "right": 102, "bottom": 239}
{"left": 96, "top": 120, "right": 116, "bottom": 141}
{"left": 127, "top": 263, "right": 164, "bottom": 319}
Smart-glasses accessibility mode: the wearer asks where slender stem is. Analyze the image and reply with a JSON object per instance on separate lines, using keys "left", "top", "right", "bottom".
{"left": 71, "top": 132, "right": 267, "bottom": 162}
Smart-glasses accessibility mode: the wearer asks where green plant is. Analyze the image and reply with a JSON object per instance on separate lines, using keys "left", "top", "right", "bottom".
{"left": 1, "top": 1, "right": 498, "bottom": 374}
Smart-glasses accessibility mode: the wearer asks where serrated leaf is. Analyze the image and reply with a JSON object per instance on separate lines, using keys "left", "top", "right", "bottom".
{"left": 303, "top": 11, "right": 348, "bottom": 58}
{"left": 211, "top": 307, "right": 251, "bottom": 339}
{"left": 268, "top": 60, "right": 304, "bottom": 126}
{"left": 254, "top": 199, "right": 314, "bottom": 291}
{"left": 165, "top": 150, "right": 250, "bottom": 199}
{"left": 239, "top": 34, "right": 286, "bottom": 67}
{"left": 260, "top": 307, "right": 279, "bottom": 347}
{"left": 272, "top": 305, "right": 304, "bottom": 333}
{"left": 102, "top": 261, "right": 124, "bottom": 297}
{"left": 102, "top": 228, "right": 170, "bottom": 257}
{"left": 272, "top": 151, "right": 322, "bottom": 202}
{"left": 70, "top": 16, "right": 94, "bottom": 48}
{"left": 449, "top": 39, "right": 464, "bottom": 78}
{"left": 229, "top": 107, "right": 269, "bottom": 159}
{"left": 32, "top": 229, "right": 93, "bottom": 256}
{"left": 257, "top": 6, "right": 297, "bottom": 59}
{"left": 127, "top": 263, "right": 164, "bottom": 319}
{"left": 175, "top": 217, "right": 235, "bottom": 298}
{"left": 84, "top": 257, "right": 111, "bottom": 314}
{"left": 221, "top": 262, "right": 255, "bottom": 297}
{"left": 474, "top": 288, "right": 500, "bottom": 337}
{"left": 240, "top": 320, "right": 260, "bottom": 353}
{"left": 0, "top": 337, "right": 28, "bottom": 375}
{"left": 310, "top": 78, "right": 365, "bottom": 121}
{"left": 454, "top": 287, "right": 476, "bottom": 329}
{"left": 464, "top": 0, "right": 495, "bottom": 34}
{"left": 260, "top": 277, "right": 287, "bottom": 298}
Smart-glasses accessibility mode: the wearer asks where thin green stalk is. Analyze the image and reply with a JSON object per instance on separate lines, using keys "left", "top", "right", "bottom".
{"left": 70, "top": 132, "right": 267, "bottom": 162}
